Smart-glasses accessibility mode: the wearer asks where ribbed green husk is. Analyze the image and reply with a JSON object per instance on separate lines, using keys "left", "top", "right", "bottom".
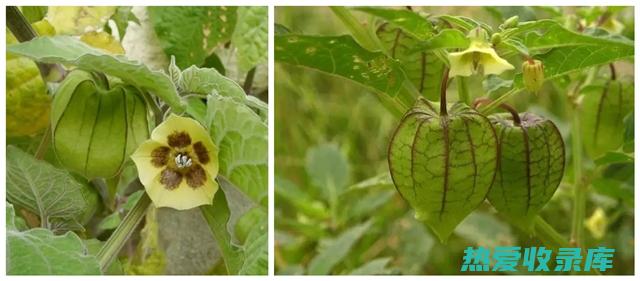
{"left": 51, "top": 70, "right": 150, "bottom": 180}
{"left": 388, "top": 98, "right": 498, "bottom": 242}
{"left": 487, "top": 112, "right": 565, "bottom": 229}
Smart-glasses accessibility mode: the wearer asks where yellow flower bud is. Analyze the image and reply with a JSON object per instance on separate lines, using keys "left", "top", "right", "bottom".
{"left": 522, "top": 59, "right": 545, "bottom": 93}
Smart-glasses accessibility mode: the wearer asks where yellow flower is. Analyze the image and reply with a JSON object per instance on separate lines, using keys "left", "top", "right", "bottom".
{"left": 131, "top": 114, "right": 219, "bottom": 210}
{"left": 601, "top": 17, "right": 624, "bottom": 34}
{"left": 80, "top": 31, "right": 125, "bottom": 54}
{"left": 448, "top": 28, "right": 514, "bottom": 77}
{"left": 585, "top": 208, "right": 607, "bottom": 240}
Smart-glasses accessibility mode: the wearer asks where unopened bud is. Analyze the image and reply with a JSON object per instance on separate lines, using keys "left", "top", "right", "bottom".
{"left": 491, "top": 33, "right": 502, "bottom": 45}
{"left": 468, "top": 26, "right": 489, "bottom": 42}
{"left": 501, "top": 16, "right": 519, "bottom": 29}
{"left": 523, "top": 59, "right": 544, "bottom": 93}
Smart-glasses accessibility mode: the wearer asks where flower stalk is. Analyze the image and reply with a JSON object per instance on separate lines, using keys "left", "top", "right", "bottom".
{"left": 96, "top": 186, "right": 151, "bottom": 272}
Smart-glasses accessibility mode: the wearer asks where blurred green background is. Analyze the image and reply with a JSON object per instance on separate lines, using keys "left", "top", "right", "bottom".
{"left": 275, "top": 6, "right": 634, "bottom": 275}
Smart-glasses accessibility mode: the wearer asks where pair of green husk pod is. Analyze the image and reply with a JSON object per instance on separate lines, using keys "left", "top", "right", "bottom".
{"left": 51, "top": 70, "right": 151, "bottom": 180}
{"left": 388, "top": 98, "right": 565, "bottom": 242}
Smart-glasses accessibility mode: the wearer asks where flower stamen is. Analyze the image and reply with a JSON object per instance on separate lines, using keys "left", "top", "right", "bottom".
{"left": 174, "top": 153, "right": 193, "bottom": 168}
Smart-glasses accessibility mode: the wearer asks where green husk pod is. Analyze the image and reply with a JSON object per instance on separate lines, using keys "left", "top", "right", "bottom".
{"left": 580, "top": 80, "right": 634, "bottom": 159}
{"left": 51, "top": 70, "right": 150, "bottom": 180}
{"left": 487, "top": 112, "right": 565, "bottom": 228}
{"left": 388, "top": 98, "right": 498, "bottom": 242}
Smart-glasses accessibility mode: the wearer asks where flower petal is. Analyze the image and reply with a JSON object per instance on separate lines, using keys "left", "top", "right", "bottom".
{"left": 147, "top": 173, "right": 219, "bottom": 210}
{"left": 131, "top": 139, "right": 166, "bottom": 187}
{"left": 448, "top": 51, "right": 474, "bottom": 77}
{"left": 151, "top": 114, "right": 209, "bottom": 148}
{"left": 478, "top": 48, "right": 514, "bottom": 75}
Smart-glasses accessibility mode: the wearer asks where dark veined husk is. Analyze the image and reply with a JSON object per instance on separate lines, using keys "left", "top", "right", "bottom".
{"left": 388, "top": 98, "right": 498, "bottom": 242}
{"left": 580, "top": 80, "right": 633, "bottom": 159}
{"left": 51, "top": 70, "right": 150, "bottom": 180}
{"left": 487, "top": 112, "right": 565, "bottom": 228}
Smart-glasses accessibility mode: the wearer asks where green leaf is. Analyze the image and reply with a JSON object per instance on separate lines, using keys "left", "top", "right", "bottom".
{"left": 147, "top": 6, "right": 237, "bottom": 68}
{"left": 377, "top": 23, "right": 445, "bottom": 101}
{"left": 275, "top": 34, "right": 415, "bottom": 113}
{"left": 623, "top": 111, "right": 634, "bottom": 152}
{"left": 594, "top": 152, "right": 634, "bottom": 166}
{"left": 179, "top": 65, "right": 246, "bottom": 100}
{"left": 6, "top": 146, "right": 99, "bottom": 232}
{"left": 592, "top": 178, "right": 633, "bottom": 205}
{"left": 275, "top": 176, "right": 328, "bottom": 220}
{"left": 237, "top": 208, "right": 268, "bottom": 275}
{"left": 204, "top": 94, "right": 268, "bottom": 205}
{"left": 509, "top": 20, "right": 634, "bottom": 88}
{"left": 203, "top": 52, "right": 227, "bottom": 75}
{"left": 21, "top": 6, "right": 48, "bottom": 23}
{"left": 98, "top": 212, "right": 121, "bottom": 231}
{"left": 329, "top": 7, "right": 380, "bottom": 52}
{"left": 7, "top": 204, "right": 28, "bottom": 231}
{"left": 341, "top": 190, "right": 394, "bottom": 222}
{"left": 7, "top": 204, "right": 101, "bottom": 275}
{"left": 534, "top": 45, "right": 633, "bottom": 83}
{"left": 305, "top": 144, "right": 350, "bottom": 200}
{"left": 454, "top": 211, "right": 514, "bottom": 248}
{"left": 355, "top": 7, "right": 434, "bottom": 41}
{"left": 307, "top": 220, "right": 373, "bottom": 275}
{"left": 83, "top": 239, "right": 123, "bottom": 275}
{"left": 515, "top": 20, "right": 634, "bottom": 51}
{"left": 122, "top": 190, "right": 144, "bottom": 211}
{"left": 438, "top": 15, "right": 491, "bottom": 33}
{"left": 109, "top": 6, "right": 140, "bottom": 39}
{"left": 232, "top": 6, "right": 268, "bottom": 72}
{"left": 483, "top": 75, "right": 513, "bottom": 97}
{"left": 6, "top": 36, "right": 185, "bottom": 111}
{"left": 413, "top": 29, "right": 470, "bottom": 51}
{"left": 349, "top": 257, "right": 392, "bottom": 275}
{"left": 393, "top": 213, "right": 434, "bottom": 274}
{"left": 180, "top": 65, "right": 267, "bottom": 121}
{"left": 200, "top": 180, "right": 243, "bottom": 275}
{"left": 347, "top": 172, "right": 393, "bottom": 191}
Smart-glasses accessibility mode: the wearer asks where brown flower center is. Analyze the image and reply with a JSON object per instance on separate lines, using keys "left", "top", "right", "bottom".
{"left": 167, "top": 131, "right": 192, "bottom": 148}
{"left": 149, "top": 133, "right": 210, "bottom": 190}
{"left": 192, "top": 141, "right": 210, "bottom": 164}
{"left": 151, "top": 146, "right": 171, "bottom": 167}
{"left": 159, "top": 163, "right": 207, "bottom": 190}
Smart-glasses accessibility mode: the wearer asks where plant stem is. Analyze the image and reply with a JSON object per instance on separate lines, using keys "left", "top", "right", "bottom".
{"left": 570, "top": 108, "right": 586, "bottom": 247}
{"left": 440, "top": 68, "right": 450, "bottom": 116}
{"left": 533, "top": 216, "right": 570, "bottom": 249}
{"left": 533, "top": 216, "right": 600, "bottom": 275}
{"left": 243, "top": 67, "right": 256, "bottom": 94}
{"left": 96, "top": 187, "right": 150, "bottom": 273}
{"left": 478, "top": 88, "right": 521, "bottom": 114}
{"left": 473, "top": 98, "right": 521, "bottom": 125}
{"left": 34, "top": 126, "right": 51, "bottom": 160}
{"left": 330, "top": 7, "right": 380, "bottom": 52}
{"left": 456, "top": 76, "right": 470, "bottom": 105}
{"left": 6, "top": 6, "right": 65, "bottom": 82}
